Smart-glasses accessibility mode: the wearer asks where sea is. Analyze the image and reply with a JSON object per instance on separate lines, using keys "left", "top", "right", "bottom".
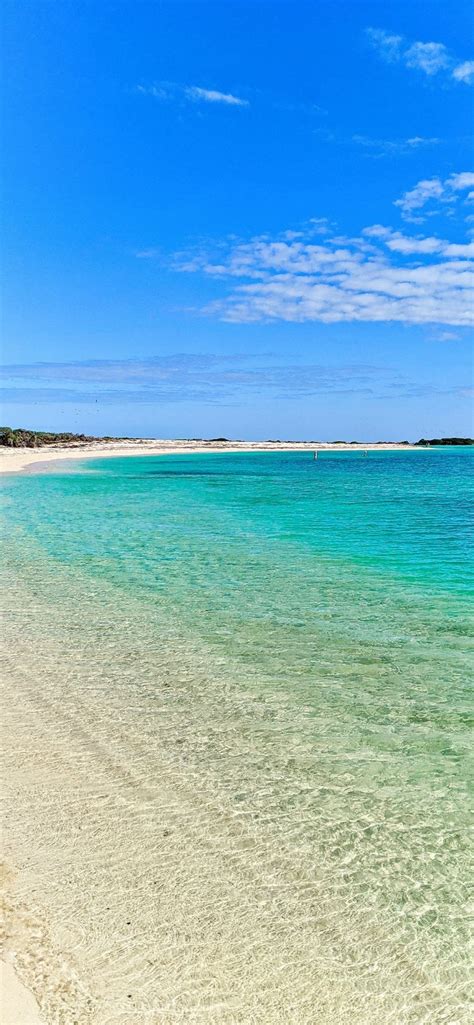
{"left": 1, "top": 448, "right": 472, "bottom": 1024}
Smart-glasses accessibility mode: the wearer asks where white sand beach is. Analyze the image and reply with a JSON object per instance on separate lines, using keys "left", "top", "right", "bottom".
{"left": 0, "top": 960, "right": 44, "bottom": 1025}
{"left": 0, "top": 438, "right": 418, "bottom": 475}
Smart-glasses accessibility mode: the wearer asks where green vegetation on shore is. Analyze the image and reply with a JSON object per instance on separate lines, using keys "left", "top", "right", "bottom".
{"left": 415, "top": 438, "right": 474, "bottom": 446}
{"left": 0, "top": 427, "right": 122, "bottom": 448}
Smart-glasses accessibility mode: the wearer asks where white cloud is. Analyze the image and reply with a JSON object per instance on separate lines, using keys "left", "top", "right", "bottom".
{"left": 135, "top": 82, "right": 248, "bottom": 107}
{"left": 367, "top": 27, "right": 473, "bottom": 84}
{"left": 366, "top": 29, "right": 403, "bottom": 62}
{"left": 404, "top": 41, "right": 449, "bottom": 76}
{"left": 441, "top": 241, "right": 474, "bottom": 257}
{"left": 369, "top": 229, "right": 443, "bottom": 255}
{"left": 363, "top": 225, "right": 474, "bottom": 257}
{"left": 449, "top": 172, "right": 474, "bottom": 191}
{"left": 432, "top": 330, "right": 461, "bottom": 342}
{"left": 176, "top": 220, "right": 474, "bottom": 327}
{"left": 352, "top": 134, "right": 439, "bottom": 157}
{"left": 362, "top": 225, "right": 391, "bottom": 239}
{"left": 394, "top": 178, "right": 445, "bottom": 219}
{"left": 395, "top": 171, "right": 474, "bottom": 220}
{"left": 406, "top": 136, "right": 438, "bottom": 148}
{"left": 452, "top": 61, "right": 474, "bottom": 84}
{"left": 135, "top": 84, "right": 170, "bottom": 99}
{"left": 308, "top": 217, "right": 332, "bottom": 234}
{"left": 184, "top": 86, "right": 248, "bottom": 106}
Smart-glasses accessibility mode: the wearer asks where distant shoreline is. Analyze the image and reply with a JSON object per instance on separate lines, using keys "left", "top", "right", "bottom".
{"left": 0, "top": 438, "right": 434, "bottom": 475}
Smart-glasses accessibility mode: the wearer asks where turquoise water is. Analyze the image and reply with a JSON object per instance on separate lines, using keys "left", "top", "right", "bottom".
{"left": 1, "top": 449, "right": 473, "bottom": 1024}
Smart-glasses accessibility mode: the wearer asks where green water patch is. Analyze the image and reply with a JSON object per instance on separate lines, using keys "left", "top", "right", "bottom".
{"left": 1, "top": 450, "right": 473, "bottom": 1023}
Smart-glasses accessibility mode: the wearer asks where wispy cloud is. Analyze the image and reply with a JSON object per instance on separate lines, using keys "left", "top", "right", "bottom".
{"left": 395, "top": 171, "right": 474, "bottom": 220}
{"left": 184, "top": 86, "right": 248, "bottom": 106}
{"left": 363, "top": 224, "right": 474, "bottom": 257}
{"left": 351, "top": 134, "right": 439, "bottom": 158}
{"left": 366, "top": 29, "right": 403, "bottom": 63}
{"left": 367, "top": 27, "right": 473, "bottom": 85}
{"left": 431, "top": 329, "right": 462, "bottom": 342}
{"left": 1, "top": 355, "right": 462, "bottom": 406}
{"left": 174, "top": 204, "right": 474, "bottom": 326}
{"left": 135, "top": 81, "right": 249, "bottom": 107}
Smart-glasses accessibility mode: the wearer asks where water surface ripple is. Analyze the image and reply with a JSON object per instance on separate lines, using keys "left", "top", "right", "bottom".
{"left": 1, "top": 450, "right": 472, "bottom": 1024}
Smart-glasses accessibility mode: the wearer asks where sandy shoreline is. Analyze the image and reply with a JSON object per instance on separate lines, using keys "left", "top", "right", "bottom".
{"left": 0, "top": 959, "right": 44, "bottom": 1024}
{"left": 0, "top": 438, "right": 419, "bottom": 475}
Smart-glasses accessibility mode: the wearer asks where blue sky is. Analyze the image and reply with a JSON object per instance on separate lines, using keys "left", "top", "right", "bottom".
{"left": 2, "top": 0, "right": 473, "bottom": 440}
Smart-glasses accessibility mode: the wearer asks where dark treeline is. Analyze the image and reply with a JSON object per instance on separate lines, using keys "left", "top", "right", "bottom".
{"left": 0, "top": 427, "right": 123, "bottom": 448}
{"left": 415, "top": 438, "right": 473, "bottom": 446}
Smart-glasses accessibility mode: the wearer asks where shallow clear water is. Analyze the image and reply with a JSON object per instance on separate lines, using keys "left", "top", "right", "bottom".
{"left": 1, "top": 449, "right": 473, "bottom": 1024}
